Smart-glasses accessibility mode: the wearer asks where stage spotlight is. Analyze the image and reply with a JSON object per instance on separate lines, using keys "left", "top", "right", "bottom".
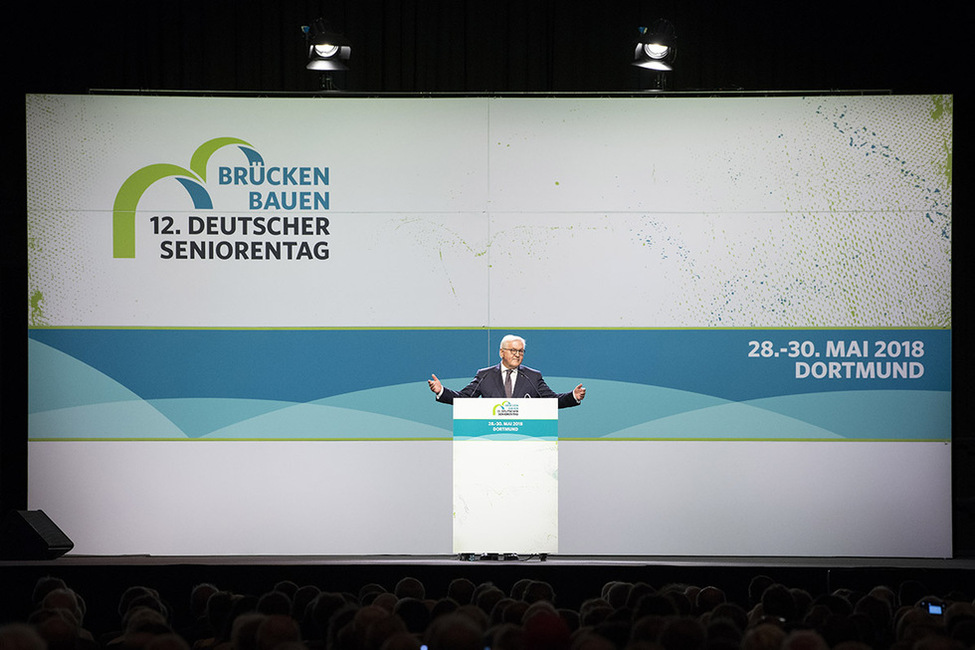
{"left": 633, "top": 19, "right": 676, "bottom": 72}
{"left": 303, "top": 18, "right": 351, "bottom": 71}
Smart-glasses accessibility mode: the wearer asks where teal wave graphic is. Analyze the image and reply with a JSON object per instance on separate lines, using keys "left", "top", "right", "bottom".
{"left": 30, "top": 400, "right": 186, "bottom": 439}
{"left": 199, "top": 399, "right": 450, "bottom": 439}
{"left": 558, "top": 379, "right": 950, "bottom": 440}
{"left": 28, "top": 340, "right": 949, "bottom": 441}
{"left": 28, "top": 339, "right": 456, "bottom": 439}
{"left": 29, "top": 339, "right": 144, "bottom": 412}
{"left": 606, "top": 400, "right": 842, "bottom": 439}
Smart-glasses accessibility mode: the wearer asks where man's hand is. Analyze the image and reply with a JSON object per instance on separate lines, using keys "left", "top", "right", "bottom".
{"left": 573, "top": 384, "right": 587, "bottom": 402}
{"left": 428, "top": 374, "right": 443, "bottom": 395}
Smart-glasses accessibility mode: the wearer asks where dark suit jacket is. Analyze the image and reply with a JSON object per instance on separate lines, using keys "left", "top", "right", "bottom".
{"left": 437, "top": 363, "right": 580, "bottom": 409}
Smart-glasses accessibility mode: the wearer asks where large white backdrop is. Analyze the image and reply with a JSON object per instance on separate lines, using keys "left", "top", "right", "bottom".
{"left": 26, "top": 94, "right": 952, "bottom": 556}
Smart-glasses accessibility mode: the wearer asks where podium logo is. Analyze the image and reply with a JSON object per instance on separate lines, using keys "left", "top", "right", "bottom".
{"left": 112, "top": 137, "right": 262, "bottom": 258}
{"left": 492, "top": 401, "right": 519, "bottom": 417}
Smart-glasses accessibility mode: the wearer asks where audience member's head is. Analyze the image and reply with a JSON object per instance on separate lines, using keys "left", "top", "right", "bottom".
{"left": 0, "top": 623, "right": 46, "bottom": 650}
{"left": 633, "top": 593, "right": 679, "bottom": 619}
{"left": 394, "top": 577, "right": 425, "bottom": 601}
{"left": 741, "top": 622, "right": 786, "bottom": 650}
{"left": 363, "top": 612, "right": 407, "bottom": 650}
{"left": 781, "top": 629, "right": 829, "bottom": 650}
{"left": 230, "top": 613, "right": 266, "bottom": 650}
{"left": 273, "top": 581, "right": 299, "bottom": 599}
{"left": 521, "top": 609, "right": 570, "bottom": 650}
{"left": 394, "top": 597, "right": 430, "bottom": 634}
{"left": 710, "top": 602, "right": 748, "bottom": 634}
{"left": 695, "top": 586, "right": 726, "bottom": 614}
{"left": 118, "top": 587, "right": 161, "bottom": 620}
{"left": 789, "top": 588, "right": 812, "bottom": 620}
{"left": 40, "top": 588, "right": 85, "bottom": 626}
{"left": 380, "top": 631, "right": 421, "bottom": 650}
{"left": 626, "top": 583, "right": 656, "bottom": 610}
{"left": 579, "top": 598, "right": 614, "bottom": 628}
{"left": 359, "top": 584, "right": 388, "bottom": 605}
{"left": 430, "top": 598, "right": 459, "bottom": 622}
{"left": 747, "top": 576, "right": 775, "bottom": 607}
{"left": 510, "top": 579, "right": 532, "bottom": 601}
{"left": 189, "top": 584, "right": 218, "bottom": 623}
{"left": 145, "top": 633, "right": 190, "bottom": 650}
{"left": 854, "top": 593, "right": 893, "bottom": 637}
{"left": 658, "top": 616, "right": 706, "bottom": 650}
{"left": 203, "top": 591, "right": 236, "bottom": 640}
{"left": 896, "top": 607, "right": 944, "bottom": 645}
{"left": 897, "top": 580, "right": 929, "bottom": 609}
{"left": 706, "top": 616, "right": 743, "bottom": 644}
{"left": 32, "top": 577, "right": 69, "bottom": 608}
{"left": 424, "top": 612, "right": 484, "bottom": 650}
{"left": 572, "top": 631, "right": 618, "bottom": 650}
{"left": 760, "top": 584, "right": 797, "bottom": 622}
{"left": 257, "top": 591, "right": 292, "bottom": 616}
{"left": 602, "top": 582, "right": 632, "bottom": 610}
{"left": 291, "top": 585, "right": 320, "bottom": 621}
{"left": 256, "top": 614, "right": 301, "bottom": 650}
{"left": 522, "top": 581, "right": 555, "bottom": 605}
{"left": 372, "top": 592, "right": 399, "bottom": 614}
{"left": 31, "top": 609, "right": 83, "bottom": 650}
{"left": 446, "top": 578, "right": 475, "bottom": 605}
{"left": 474, "top": 586, "right": 505, "bottom": 616}
{"left": 487, "top": 623, "right": 523, "bottom": 650}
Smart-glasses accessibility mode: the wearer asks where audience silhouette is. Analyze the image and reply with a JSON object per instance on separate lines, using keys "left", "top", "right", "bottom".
{"left": 1, "top": 572, "right": 972, "bottom": 650}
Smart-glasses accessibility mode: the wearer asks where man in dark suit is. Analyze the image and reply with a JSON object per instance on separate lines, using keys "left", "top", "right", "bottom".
{"left": 428, "top": 334, "right": 586, "bottom": 408}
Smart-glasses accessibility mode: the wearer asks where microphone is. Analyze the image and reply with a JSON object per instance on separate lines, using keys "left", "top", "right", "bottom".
{"left": 464, "top": 370, "right": 487, "bottom": 398}
{"left": 519, "top": 370, "right": 539, "bottom": 398}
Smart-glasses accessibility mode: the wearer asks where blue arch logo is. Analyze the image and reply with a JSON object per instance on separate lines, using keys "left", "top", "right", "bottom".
{"left": 112, "top": 137, "right": 263, "bottom": 258}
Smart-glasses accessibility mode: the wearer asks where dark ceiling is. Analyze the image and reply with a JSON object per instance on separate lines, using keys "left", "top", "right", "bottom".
{"left": 8, "top": 1, "right": 965, "bottom": 95}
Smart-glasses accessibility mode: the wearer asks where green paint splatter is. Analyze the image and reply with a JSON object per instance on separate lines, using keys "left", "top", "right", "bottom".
{"left": 29, "top": 290, "right": 46, "bottom": 327}
{"left": 931, "top": 95, "right": 953, "bottom": 188}
{"left": 930, "top": 95, "right": 952, "bottom": 121}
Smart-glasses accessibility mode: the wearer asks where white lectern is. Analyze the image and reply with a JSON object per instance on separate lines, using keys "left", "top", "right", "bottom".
{"left": 452, "top": 398, "right": 558, "bottom": 554}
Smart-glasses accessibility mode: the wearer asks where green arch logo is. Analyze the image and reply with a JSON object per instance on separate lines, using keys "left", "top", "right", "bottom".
{"left": 492, "top": 401, "right": 516, "bottom": 415}
{"left": 112, "top": 137, "right": 257, "bottom": 258}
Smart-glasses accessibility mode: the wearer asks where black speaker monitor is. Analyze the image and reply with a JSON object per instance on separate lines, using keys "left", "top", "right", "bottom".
{"left": 0, "top": 510, "right": 74, "bottom": 560}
